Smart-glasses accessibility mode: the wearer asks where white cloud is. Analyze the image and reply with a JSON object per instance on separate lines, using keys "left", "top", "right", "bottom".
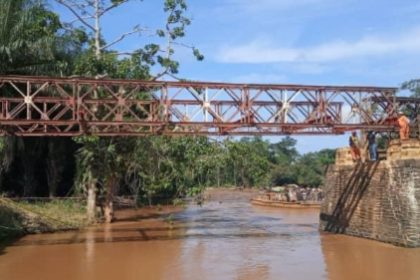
{"left": 217, "top": 27, "right": 420, "bottom": 64}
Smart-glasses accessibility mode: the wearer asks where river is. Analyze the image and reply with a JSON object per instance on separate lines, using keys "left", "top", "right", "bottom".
{"left": 1, "top": 189, "right": 420, "bottom": 280}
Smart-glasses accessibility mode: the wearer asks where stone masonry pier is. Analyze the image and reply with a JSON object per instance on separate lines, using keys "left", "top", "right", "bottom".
{"left": 319, "top": 139, "right": 420, "bottom": 247}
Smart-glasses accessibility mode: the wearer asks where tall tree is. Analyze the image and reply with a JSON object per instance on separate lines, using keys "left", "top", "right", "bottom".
{"left": 402, "top": 79, "right": 420, "bottom": 97}
{"left": 294, "top": 149, "right": 335, "bottom": 187}
{"left": 57, "top": 0, "right": 204, "bottom": 222}
{"left": 56, "top": 0, "right": 203, "bottom": 79}
{"left": 268, "top": 136, "right": 299, "bottom": 186}
{"left": 0, "top": 0, "right": 82, "bottom": 197}
{"left": 401, "top": 79, "right": 420, "bottom": 122}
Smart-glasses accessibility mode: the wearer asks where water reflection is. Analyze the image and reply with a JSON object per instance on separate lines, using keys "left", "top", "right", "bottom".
{"left": 321, "top": 233, "right": 420, "bottom": 280}
{"left": 0, "top": 190, "right": 420, "bottom": 280}
{"left": 85, "top": 227, "right": 96, "bottom": 264}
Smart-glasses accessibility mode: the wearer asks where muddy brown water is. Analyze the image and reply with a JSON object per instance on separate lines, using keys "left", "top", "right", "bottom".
{"left": 1, "top": 189, "right": 420, "bottom": 280}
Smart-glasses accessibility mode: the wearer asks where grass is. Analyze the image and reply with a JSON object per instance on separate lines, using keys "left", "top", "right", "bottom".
{"left": 172, "top": 198, "right": 186, "bottom": 207}
{"left": 0, "top": 198, "right": 89, "bottom": 240}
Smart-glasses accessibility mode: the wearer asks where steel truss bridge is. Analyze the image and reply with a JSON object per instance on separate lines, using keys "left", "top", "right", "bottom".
{"left": 0, "top": 75, "right": 409, "bottom": 137}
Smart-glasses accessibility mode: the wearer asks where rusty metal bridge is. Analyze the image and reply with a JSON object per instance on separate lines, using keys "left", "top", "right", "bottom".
{"left": 0, "top": 75, "right": 405, "bottom": 136}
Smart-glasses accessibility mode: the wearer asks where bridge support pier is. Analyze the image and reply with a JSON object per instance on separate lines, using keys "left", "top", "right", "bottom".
{"left": 320, "top": 139, "right": 420, "bottom": 247}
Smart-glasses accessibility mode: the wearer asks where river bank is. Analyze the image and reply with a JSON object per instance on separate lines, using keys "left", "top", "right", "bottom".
{"left": 0, "top": 187, "right": 253, "bottom": 240}
{"left": 0, "top": 198, "right": 88, "bottom": 240}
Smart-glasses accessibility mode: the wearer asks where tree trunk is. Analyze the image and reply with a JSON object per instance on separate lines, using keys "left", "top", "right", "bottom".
{"left": 46, "top": 138, "right": 65, "bottom": 198}
{"left": 233, "top": 163, "right": 237, "bottom": 186}
{"left": 217, "top": 165, "right": 220, "bottom": 187}
{"left": 87, "top": 180, "right": 97, "bottom": 223}
{"left": 23, "top": 161, "right": 36, "bottom": 197}
{"left": 104, "top": 177, "right": 115, "bottom": 223}
{"left": 46, "top": 154, "right": 59, "bottom": 198}
{"left": 0, "top": 170, "right": 3, "bottom": 192}
{"left": 21, "top": 138, "right": 44, "bottom": 197}
{"left": 94, "top": 0, "right": 102, "bottom": 60}
{"left": 48, "top": 182, "right": 57, "bottom": 198}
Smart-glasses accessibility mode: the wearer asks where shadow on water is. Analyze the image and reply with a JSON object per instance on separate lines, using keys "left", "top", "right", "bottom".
{"left": 115, "top": 207, "right": 223, "bottom": 223}
{"left": 321, "top": 161, "right": 379, "bottom": 233}
{"left": 115, "top": 213, "right": 168, "bottom": 223}
{"left": 0, "top": 243, "right": 6, "bottom": 256}
{"left": 11, "top": 231, "right": 304, "bottom": 247}
{"left": 0, "top": 235, "right": 21, "bottom": 256}
{"left": 10, "top": 222, "right": 320, "bottom": 247}
{"left": 8, "top": 210, "right": 319, "bottom": 247}
{"left": 320, "top": 232, "right": 420, "bottom": 280}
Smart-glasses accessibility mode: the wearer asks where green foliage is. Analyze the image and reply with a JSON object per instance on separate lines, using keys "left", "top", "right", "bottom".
{"left": 294, "top": 149, "right": 335, "bottom": 187}
{"left": 193, "top": 47, "right": 204, "bottom": 61}
{"left": 0, "top": 0, "right": 69, "bottom": 75}
{"left": 74, "top": 137, "right": 135, "bottom": 196}
{"left": 51, "top": 134, "right": 337, "bottom": 205}
{"left": 125, "top": 136, "right": 219, "bottom": 204}
{"left": 224, "top": 137, "right": 270, "bottom": 187}
{"left": 157, "top": 0, "right": 204, "bottom": 74}
{"left": 111, "top": 0, "right": 137, "bottom": 5}
{"left": 268, "top": 136, "right": 299, "bottom": 186}
{"left": 401, "top": 79, "right": 420, "bottom": 121}
{"left": 73, "top": 50, "right": 151, "bottom": 79}
{"left": 402, "top": 79, "right": 420, "bottom": 97}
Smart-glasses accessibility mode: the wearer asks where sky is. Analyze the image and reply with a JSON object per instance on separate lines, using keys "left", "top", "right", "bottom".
{"left": 51, "top": 0, "right": 420, "bottom": 153}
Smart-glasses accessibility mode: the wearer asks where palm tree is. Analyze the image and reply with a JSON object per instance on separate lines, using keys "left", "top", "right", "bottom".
{"left": 0, "top": 1, "right": 70, "bottom": 197}
{"left": 0, "top": 0, "right": 61, "bottom": 75}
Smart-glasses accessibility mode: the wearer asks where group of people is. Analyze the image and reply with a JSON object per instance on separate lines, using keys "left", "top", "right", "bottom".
{"left": 349, "top": 131, "right": 377, "bottom": 162}
{"left": 349, "top": 112, "right": 411, "bottom": 162}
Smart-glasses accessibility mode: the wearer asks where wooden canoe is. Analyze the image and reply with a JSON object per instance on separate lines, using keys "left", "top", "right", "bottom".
{"left": 250, "top": 197, "right": 321, "bottom": 209}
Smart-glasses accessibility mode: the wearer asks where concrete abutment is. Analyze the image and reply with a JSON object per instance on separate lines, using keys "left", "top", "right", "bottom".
{"left": 320, "top": 139, "right": 420, "bottom": 247}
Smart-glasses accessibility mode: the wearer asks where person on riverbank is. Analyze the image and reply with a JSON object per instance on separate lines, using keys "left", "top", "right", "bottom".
{"left": 397, "top": 112, "right": 410, "bottom": 140}
{"left": 366, "top": 131, "right": 377, "bottom": 161}
{"left": 349, "top": 131, "right": 361, "bottom": 162}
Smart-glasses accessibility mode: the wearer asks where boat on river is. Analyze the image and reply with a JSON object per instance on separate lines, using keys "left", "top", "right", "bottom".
{"left": 251, "top": 188, "right": 322, "bottom": 209}
{"left": 251, "top": 196, "right": 321, "bottom": 208}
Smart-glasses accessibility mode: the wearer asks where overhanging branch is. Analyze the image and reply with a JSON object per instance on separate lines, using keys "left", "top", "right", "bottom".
{"left": 55, "top": 0, "right": 96, "bottom": 32}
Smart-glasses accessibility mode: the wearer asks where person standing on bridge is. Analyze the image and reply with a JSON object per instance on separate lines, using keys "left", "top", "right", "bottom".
{"left": 366, "top": 131, "right": 377, "bottom": 161}
{"left": 397, "top": 112, "right": 410, "bottom": 140}
{"left": 349, "top": 131, "right": 361, "bottom": 162}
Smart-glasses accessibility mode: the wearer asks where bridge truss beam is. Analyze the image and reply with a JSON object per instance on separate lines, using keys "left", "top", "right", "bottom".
{"left": 0, "top": 76, "right": 399, "bottom": 136}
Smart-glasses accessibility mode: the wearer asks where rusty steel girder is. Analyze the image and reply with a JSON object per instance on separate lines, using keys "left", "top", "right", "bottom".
{"left": 0, "top": 75, "right": 399, "bottom": 136}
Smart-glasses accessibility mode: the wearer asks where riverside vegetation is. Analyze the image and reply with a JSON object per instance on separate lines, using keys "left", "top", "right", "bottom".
{"left": 0, "top": 198, "right": 87, "bottom": 239}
